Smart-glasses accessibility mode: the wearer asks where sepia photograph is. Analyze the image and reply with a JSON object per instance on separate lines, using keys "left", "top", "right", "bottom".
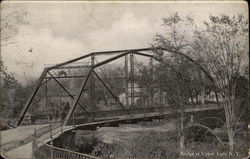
{"left": 0, "top": 1, "right": 249, "bottom": 159}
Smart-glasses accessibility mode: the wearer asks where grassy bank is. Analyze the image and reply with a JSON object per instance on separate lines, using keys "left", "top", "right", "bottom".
{"left": 53, "top": 119, "right": 249, "bottom": 159}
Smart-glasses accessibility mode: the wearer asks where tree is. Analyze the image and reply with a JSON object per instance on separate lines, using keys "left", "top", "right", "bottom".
{"left": 0, "top": 5, "right": 28, "bottom": 129}
{"left": 153, "top": 12, "right": 198, "bottom": 152}
{"left": 1, "top": 4, "right": 28, "bottom": 46}
{"left": 137, "top": 64, "right": 154, "bottom": 107}
{"left": 0, "top": 59, "right": 17, "bottom": 89}
{"left": 192, "top": 14, "right": 249, "bottom": 151}
{"left": 0, "top": 59, "right": 18, "bottom": 129}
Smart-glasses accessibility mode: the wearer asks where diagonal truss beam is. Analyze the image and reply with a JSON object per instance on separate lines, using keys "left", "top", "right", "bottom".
{"left": 92, "top": 48, "right": 152, "bottom": 55}
{"left": 41, "top": 77, "right": 52, "bottom": 85}
{"left": 78, "top": 103, "right": 90, "bottom": 115}
{"left": 47, "top": 71, "right": 74, "bottom": 98}
{"left": 63, "top": 68, "right": 92, "bottom": 126}
{"left": 93, "top": 51, "right": 132, "bottom": 68}
{"left": 155, "top": 47, "right": 215, "bottom": 83}
{"left": 47, "top": 71, "right": 91, "bottom": 116}
{"left": 133, "top": 51, "right": 155, "bottom": 58}
{"left": 94, "top": 71, "right": 129, "bottom": 115}
{"left": 17, "top": 69, "right": 48, "bottom": 126}
{"left": 48, "top": 54, "right": 93, "bottom": 70}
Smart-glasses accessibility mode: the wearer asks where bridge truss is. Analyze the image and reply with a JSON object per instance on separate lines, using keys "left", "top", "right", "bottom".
{"left": 17, "top": 47, "right": 214, "bottom": 127}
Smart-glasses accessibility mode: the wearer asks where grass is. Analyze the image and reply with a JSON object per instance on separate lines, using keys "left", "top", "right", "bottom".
{"left": 52, "top": 119, "right": 249, "bottom": 159}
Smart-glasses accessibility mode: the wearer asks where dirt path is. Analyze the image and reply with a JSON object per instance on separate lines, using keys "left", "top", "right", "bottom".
{"left": 1, "top": 124, "right": 48, "bottom": 145}
{"left": 3, "top": 142, "right": 33, "bottom": 159}
{"left": 0, "top": 124, "right": 49, "bottom": 153}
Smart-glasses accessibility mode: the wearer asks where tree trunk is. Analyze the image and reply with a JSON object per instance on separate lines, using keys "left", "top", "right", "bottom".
{"left": 224, "top": 98, "right": 235, "bottom": 152}
{"left": 180, "top": 129, "right": 185, "bottom": 151}
{"left": 196, "top": 92, "right": 199, "bottom": 104}
{"left": 228, "top": 128, "right": 234, "bottom": 151}
{"left": 200, "top": 72, "right": 205, "bottom": 105}
{"left": 180, "top": 103, "right": 185, "bottom": 151}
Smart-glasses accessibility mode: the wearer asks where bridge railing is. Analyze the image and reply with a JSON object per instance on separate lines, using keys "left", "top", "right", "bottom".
{"left": 32, "top": 137, "right": 100, "bottom": 159}
{"left": 22, "top": 113, "right": 64, "bottom": 125}
{"left": 34, "top": 122, "right": 62, "bottom": 139}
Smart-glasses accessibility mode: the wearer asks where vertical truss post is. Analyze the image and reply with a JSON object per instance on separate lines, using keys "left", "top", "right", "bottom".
{"left": 90, "top": 54, "right": 96, "bottom": 121}
{"left": 130, "top": 53, "right": 134, "bottom": 108}
{"left": 73, "top": 111, "right": 75, "bottom": 127}
{"left": 150, "top": 57, "right": 154, "bottom": 107}
{"left": 59, "top": 96, "right": 62, "bottom": 121}
{"left": 201, "top": 72, "right": 205, "bottom": 105}
{"left": 125, "top": 55, "right": 129, "bottom": 108}
{"left": 45, "top": 74, "right": 48, "bottom": 112}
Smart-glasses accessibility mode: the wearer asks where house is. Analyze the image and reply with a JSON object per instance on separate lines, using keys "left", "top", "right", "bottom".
{"left": 188, "top": 91, "right": 223, "bottom": 103}
{"left": 118, "top": 83, "right": 142, "bottom": 106}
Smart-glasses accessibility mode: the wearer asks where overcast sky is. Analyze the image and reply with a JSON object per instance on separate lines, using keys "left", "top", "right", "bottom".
{"left": 1, "top": 1, "right": 248, "bottom": 84}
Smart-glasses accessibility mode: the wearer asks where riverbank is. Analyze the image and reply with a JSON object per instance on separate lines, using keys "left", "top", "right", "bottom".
{"left": 53, "top": 118, "right": 249, "bottom": 159}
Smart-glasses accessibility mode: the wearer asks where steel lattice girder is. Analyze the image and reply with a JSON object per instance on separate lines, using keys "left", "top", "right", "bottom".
{"left": 17, "top": 47, "right": 216, "bottom": 126}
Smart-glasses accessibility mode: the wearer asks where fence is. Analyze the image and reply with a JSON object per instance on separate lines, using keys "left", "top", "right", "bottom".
{"left": 32, "top": 122, "right": 100, "bottom": 159}
{"left": 34, "top": 122, "right": 62, "bottom": 139}
{"left": 32, "top": 137, "right": 100, "bottom": 159}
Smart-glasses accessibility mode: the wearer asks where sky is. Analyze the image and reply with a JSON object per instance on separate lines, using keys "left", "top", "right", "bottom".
{"left": 1, "top": 1, "right": 248, "bottom": 85}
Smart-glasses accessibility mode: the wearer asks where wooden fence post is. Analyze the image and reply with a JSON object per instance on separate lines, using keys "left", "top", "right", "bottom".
{"left": 32, "top": 128, "right": 37, "bottom": 159}
{"left": 50, "top": 141, "right": 54, "bottom": 159}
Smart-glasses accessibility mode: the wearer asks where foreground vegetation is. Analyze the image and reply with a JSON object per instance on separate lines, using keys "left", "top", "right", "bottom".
{"left": 53, "top": 118, "right": 249, "bottom": 159}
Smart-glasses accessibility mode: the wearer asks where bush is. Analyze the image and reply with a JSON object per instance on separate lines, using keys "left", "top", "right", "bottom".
{"left": 91, "top": 130, "right": 179, "bottom": 159}
{"left": 76, "top": 135, "right": 99, "bottom": 154}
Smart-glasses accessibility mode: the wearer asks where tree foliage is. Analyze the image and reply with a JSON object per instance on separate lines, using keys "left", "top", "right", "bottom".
{"left": 151, "top": 12, "right": 249, "bottom": 152}
{"left": 0, "top": 5, "right": 28, "bottom": 46}
{"left": 192, "top": 14, "right": 249, "bottom": 151}
{"left": 0, "top": 6, "right": 29, "bottom": 129}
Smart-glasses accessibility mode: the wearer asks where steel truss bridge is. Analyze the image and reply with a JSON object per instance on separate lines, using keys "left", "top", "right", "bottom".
{"left": 16, "top": 47, "right": 220, "bottom": 127}
{"left": 3, "top": 47, "right": 225, "bottom": 159}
